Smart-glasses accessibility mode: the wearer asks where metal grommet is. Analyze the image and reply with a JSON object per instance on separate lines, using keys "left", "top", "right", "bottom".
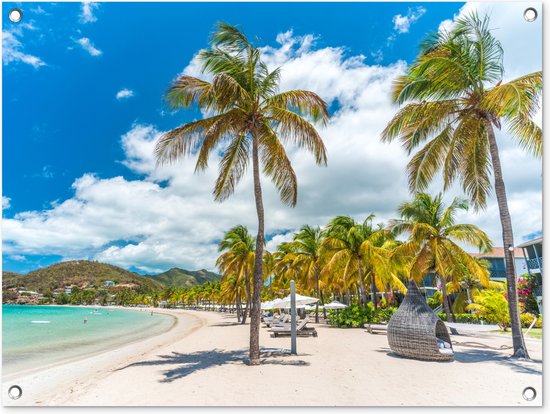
{"left": 524, "top": 8, "right": 538, "bottom": 22}
{"left": 8, "top": 385, "right": 22, "bottom": 400}
{"left": 522, "top": 386, "right": 536, "bottom": 401}
{"left": 8, "top": 8, "right": 23, "bottom": 23}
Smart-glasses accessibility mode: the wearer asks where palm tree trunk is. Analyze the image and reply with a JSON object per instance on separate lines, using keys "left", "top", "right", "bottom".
{"left": 371, "top": 275, "right": 378, "bottom": 310}
{"left": 249, "top": 133, "right": 264, "bottom": 366}
{"left": 242, "top": 274, "right": 251, "bottom": 324}
{"left": 314, "top": 269, "right": 320, "bottom": 323}
{"left": 358, "top": 263, "right": 367, "bottom": 306}
{"left": 487, "top": 124, "right": 529, "bottom": 359}
{"left": 439, "top": 274, "right": 452, "bottom": 322}
{"left": 236, "top": 290, "right": 241, "bottom": 323}
{"left": 321, "top": 290, "right": 327, "bottom": 319}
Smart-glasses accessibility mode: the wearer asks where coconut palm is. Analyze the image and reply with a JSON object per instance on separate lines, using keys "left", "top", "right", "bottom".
{"left": 381, "top": 12, "right": 541, "bottom": 358}
{"left": 390, "top": 193, "right": 492, "bottom": 322}
{"left": 216, "top": 225, "right": 255, "bottom": 324}
{"left": 155, "top": 23, "right": 328, "bottom": 365}
{"left": 284, "top": 225, "right": 325, "bottom": 322}
{"left": 323, "top": 215, "right": 395, "bottom": 307}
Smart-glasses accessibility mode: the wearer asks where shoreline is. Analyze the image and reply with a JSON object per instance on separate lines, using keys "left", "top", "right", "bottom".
{"left": 2, "top": 308, "right": 204, "bottom": 406}
{"left": 3, "top": 309, "right": 543, "bottom": 406}
{"left": 2, "top": 304, "right": 177, "bottom": 379}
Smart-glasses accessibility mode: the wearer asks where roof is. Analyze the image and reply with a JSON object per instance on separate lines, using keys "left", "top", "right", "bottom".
{"left": 470, "top": 247, "right": 524, "bottom": 258}
{"left": 516, "top": 237, "right": 543, "bottom": 249}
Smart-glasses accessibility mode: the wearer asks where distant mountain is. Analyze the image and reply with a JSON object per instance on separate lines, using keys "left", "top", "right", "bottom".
{"left": 2, "top": 260, "right": 163, "bottom": 293}
{"left": 145, "top": 268, "right": 221, "bottom": 288}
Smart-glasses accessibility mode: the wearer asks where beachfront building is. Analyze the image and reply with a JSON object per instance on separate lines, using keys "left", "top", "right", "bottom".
{"left": 517, "top": 237, "right": 543, "bottom": 312}
{"left": 471, "top": 247, "right": 527, "bottom": 282}
{"left": 103, "top": 281, "right": 116, "bottom": 287}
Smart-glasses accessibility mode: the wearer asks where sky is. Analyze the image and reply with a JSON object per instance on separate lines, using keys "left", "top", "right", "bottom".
{"left": 1, "top": 1, "right": 542, "bottom": 274}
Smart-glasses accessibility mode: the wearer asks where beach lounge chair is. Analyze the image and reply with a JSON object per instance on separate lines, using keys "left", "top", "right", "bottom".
{"left": 268, "top": 318, "right": 318, "bottom": 337}
{"left": 364, "top": 324, "right": 388, "bottom": 334}
{"left": 263, "top": 314, "right": 290, "bottom": 328}
{"left": 387, "top": 280, "right": 454, "bottom": 361}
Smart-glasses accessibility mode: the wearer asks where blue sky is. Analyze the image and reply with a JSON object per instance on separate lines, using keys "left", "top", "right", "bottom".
{"left": 2, "top": 2, "right": 542, "bottom": 274}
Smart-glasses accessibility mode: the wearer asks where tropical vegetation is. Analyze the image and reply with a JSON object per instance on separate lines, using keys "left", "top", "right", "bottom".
{"left": 381, "top": 12, "right": 542, "bottom": 358}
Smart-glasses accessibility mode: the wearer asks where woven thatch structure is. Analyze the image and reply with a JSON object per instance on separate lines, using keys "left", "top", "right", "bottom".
{"left": 388, "top": 280, "right": 454, "bottom": 361}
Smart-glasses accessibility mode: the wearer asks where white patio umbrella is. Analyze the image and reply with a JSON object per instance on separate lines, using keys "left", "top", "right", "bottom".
{"left": 324, "top": 300, "right": 347, "bottom": 310}
{"left": 279, "top": 293, "right": 319, "bottom": 309}
{"left": 261, "top": 300, "right": 274, "bottom": 310}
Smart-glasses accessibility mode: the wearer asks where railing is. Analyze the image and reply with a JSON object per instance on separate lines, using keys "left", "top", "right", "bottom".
{"left": 526, "top": 257, "right": 542, "bottom": 271}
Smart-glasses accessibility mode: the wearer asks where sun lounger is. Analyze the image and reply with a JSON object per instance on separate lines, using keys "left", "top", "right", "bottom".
{"left": 364, "top": 324, "right": 388, "bottom": 334}
{"left": 263, "top": 314, "right": 290, "bottom": 328}
{"left": 268, "top": 319, "right": 318, "bottom": 337}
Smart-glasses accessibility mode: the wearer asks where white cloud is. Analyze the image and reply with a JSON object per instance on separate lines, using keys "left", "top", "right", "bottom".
{"left": 2, "top": 8, "right": 541, "bottom": 271}
{"left": 116, "top": 88, "right": 135, "bottom": 100}
{"left": 392, "top": 6, "right": 426, "bottom": 34}
{"left": 80, "top": 2, "right": 100, "bottom": 24}
{"left": 2, "top": 28, "right": 46, "bottom": 68}
{"left": 75, "top": 37, "right": 102, "bottom": 56}
{"left": 2, "top": 196, "right": 11, "bottom": 210}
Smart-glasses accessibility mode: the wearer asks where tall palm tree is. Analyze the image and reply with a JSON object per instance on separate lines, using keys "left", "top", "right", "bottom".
{"left": 381, "top": 13, "right": 541, "bottom": 358}
{"left": 155, "top": 24, "right": 329, "bottom": 364}
{"left": 390, "top": 193, "right": 492, "bottom": 322}
{"left": 217, "top": 225, "right": 255, "bottom": 324}
{"left": 323, "top": 215, "right": 394, "bottom": 307}
{"left": 286, "top": 225, "right": 325, "bottom": 322}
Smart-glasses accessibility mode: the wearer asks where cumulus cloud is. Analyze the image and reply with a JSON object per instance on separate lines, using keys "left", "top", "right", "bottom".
{"left": 392, "top": 6, "right": 427, "bottom": 34}
{"left": 2, "top": 26, "right": 46, "bottom": 68}
{"left": 80, "top": 2, "right": 100, "bottom": 24}
{"left": 3, "top": 8, "right": 542, "bottom": 272}
{"left": 75, "top": 37, "right": 102, "bottom": 56}
{"left": 116, "top": 88, "right": 135, "bottom": 100}
{"left": 2, "top": 196, "right": 11, "bottom": 210}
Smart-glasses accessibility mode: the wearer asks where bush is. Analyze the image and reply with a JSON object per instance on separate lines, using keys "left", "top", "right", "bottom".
{"left": 328, "top": 304, "right": 373, "bottom": 328}
{"left": 520, "top": 313, "right": 538, "bottom": 328}
{"left": 466, "top": 290, "right": 510, "bottom": 330}
{"left": 535, "top": 315, "right": 543, "bottom": 329}
{"left": 437, "top": 313, "right": 486, "bottom": 324}
{"left": 372, "top": 307, "right": 397, "bottom": 323}
{"left": 427, "top": 297, "right": 440, "bottom": 310}
{"left": 517, "top": 274, "right": 540, "bottom": 315}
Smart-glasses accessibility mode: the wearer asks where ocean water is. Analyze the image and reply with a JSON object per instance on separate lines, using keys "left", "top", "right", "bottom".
{"left": 2, "top": 305, "right": 174, "bottom": 376}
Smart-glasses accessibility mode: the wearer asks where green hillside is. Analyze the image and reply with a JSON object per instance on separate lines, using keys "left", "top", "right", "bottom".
{"left": 145, "top": 268, "right": 221, "bottom": 288}
{"left": 2, "top": 260, "right": 163, "bottom": 293}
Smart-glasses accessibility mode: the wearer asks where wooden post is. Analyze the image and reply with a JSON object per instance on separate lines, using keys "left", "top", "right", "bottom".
{"left": 290, "top": 280, "right": 297, "bottom": 355}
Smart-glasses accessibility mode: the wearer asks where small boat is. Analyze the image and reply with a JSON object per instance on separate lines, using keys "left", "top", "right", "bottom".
{"left": 31, "top": 320, "right": 51, "bottom": 324}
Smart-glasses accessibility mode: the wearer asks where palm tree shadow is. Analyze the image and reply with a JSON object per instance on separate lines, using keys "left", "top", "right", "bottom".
{"left": 376, "top": 347, "right": 542, "bottom": 375}
{"left": 115, "top": 348, "right": 309, "bottom": 383}
{"left": 453, "top": 349, "right": 542, "bottom": 375}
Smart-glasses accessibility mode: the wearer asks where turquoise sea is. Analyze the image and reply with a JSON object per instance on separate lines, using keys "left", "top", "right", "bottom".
{"left": 2, "top": 305, "right": 174, "bottom": 376}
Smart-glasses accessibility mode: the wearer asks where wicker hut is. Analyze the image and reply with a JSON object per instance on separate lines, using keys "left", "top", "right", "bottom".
{"left": 388, "top": 280, "right": 454, "bottom": 361}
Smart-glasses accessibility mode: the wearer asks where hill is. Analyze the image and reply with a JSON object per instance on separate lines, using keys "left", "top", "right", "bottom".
{"left": 145, "top": 268, "right": 221, "bottom": 288}
{"left": 2, "top": 260, "right": 163, "bottom": 293}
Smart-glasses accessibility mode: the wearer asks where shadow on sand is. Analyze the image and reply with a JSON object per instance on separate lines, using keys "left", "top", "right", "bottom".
{"left": 376, "top": 346, "right": 541, "bottom": 375}
{"left": 115, "top": 348, "right": 310, "bottom": 383}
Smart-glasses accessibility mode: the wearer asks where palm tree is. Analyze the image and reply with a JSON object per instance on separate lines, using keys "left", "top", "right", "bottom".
{"left": 381, "top": 13, "right": 541, "bottom": 358}
{"left": 155, "top": 23, "right": 329, "bottom": 365}
{"left": 323, "top": 215, "right": 394, "bottom": 307}
{"left": 390, "top": 193, "right": 492, "bottom": 322}
{"left": 286, "top": 225, "right": 325, "bottom": 322}
{"left": 217, "top": 225, "right": 255, "bottom": 324}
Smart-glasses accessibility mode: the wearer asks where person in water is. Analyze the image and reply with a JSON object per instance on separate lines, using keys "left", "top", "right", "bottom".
{"left": 83, "top": 317, "right": 88, "bottom": 324}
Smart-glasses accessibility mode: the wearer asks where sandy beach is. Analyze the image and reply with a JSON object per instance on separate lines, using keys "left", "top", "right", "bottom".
{"left": 2, "top": 308, "right": 542, "bottom": 407}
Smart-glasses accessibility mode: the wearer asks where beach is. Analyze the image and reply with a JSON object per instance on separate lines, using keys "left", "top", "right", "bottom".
{"left": 2, "top": 308, "right": 542, "bottom": 407}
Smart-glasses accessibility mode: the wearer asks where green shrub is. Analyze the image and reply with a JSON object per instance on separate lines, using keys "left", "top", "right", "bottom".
{"left": 437, "top": 313, "right": 487, "bottom": 324}
{"left": 535, "top": 315, "right": 543, "bottom": 329}
{"left": 372, "top": 307, "right": 397, "bottom": 323}
{"left": 520, "top": 313, "right": 538, "bottom": 328}
{"left": 427, "top": 297, "right": 440, "bottom": 310}
{"left": 328, "top": 304, "right": 373, "bottom": 328}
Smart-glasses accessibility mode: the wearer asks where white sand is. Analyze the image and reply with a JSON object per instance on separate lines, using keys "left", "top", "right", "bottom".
{"left": 2, "top": 309, "right": 542, "bottom": 406}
